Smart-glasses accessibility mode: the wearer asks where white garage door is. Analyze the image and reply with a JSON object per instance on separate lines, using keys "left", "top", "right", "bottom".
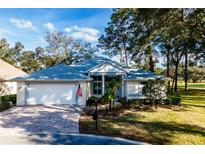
{"left": 27, "top": 82, "right": 84, "bottom": 105}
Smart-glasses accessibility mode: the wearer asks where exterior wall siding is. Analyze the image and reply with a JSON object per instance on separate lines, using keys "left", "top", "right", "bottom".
{"left": 89, "top": 63, "right": 126, "bottom": 75}
{"left": 126, "top": 81, "right": 145, "bottom": 99}
{"left": 17, "top": 82, "right": 26, "bottom": 106}
{"left": 78, "top": 81, "right": 87, "bottom": 105}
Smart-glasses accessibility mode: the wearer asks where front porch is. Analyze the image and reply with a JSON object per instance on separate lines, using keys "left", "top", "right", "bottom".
{"left": 87, "top": 73, "right": 147, "bottom": 100}
{"left": 84, "top": 61, "right": 152, "bottom": 100}
{"left": 89, "top": 74, "right": 125, "bottom": 98}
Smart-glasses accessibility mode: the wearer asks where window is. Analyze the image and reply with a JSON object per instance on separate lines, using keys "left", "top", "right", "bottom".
{"left": 92, "top": 76, "right": 102, "bottom": 95}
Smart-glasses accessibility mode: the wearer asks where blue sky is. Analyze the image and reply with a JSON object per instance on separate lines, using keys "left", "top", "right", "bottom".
{"left": 0, "top": 8, "right": 113, "bottom": 50}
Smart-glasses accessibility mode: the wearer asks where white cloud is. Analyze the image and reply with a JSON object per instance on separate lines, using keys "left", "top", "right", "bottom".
{"left": 0, "top": 28, "right": 15, "bottom": 36}
{"left": 10, "top": 18, "right": 37, "bottom": 31}
{"left": 64, "top": 25, "right": 100, "bottom": 42}
{"left": 64, "top": 27, "right": 72, "bottom": 33}
{"left": 43, "top": 22, "right": 55, "bottom": 31}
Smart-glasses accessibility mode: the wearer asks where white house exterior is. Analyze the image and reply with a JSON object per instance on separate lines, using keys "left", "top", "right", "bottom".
{"left": 0, "top": 59, "right": 27, "bottom": 96}
{"left": 11, "top": 57, "right": 166, "bottom": 106}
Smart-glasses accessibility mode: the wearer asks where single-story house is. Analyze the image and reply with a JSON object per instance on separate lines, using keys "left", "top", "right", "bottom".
{"left": 11, "top": 57, "right": 167, "bottom": 106}
{"left": 0, "top": 59, "right": 27, "bottom": 96}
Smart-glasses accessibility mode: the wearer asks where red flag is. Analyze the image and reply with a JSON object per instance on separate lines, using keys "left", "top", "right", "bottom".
{"left": 76, "top": 84, "right": 82, "bottom": 97}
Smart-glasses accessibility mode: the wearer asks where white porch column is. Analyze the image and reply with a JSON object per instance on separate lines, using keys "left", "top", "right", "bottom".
{"left": 102, "top": 75, "right": 105, "bottom": 95}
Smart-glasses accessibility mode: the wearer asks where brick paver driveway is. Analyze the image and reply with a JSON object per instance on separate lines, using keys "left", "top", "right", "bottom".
{"left": 0, "top": 105, "right": 146, "bottom": 145}
{"left": 0, "top": 105, "right": 82, "bottom": 135}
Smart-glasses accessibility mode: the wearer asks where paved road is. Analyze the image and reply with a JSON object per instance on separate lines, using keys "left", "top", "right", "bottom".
{"left": 0, "top": 133, "right": 146, "bottom": 145}
{"left": 0, "top": 105, "right": 81, "bottom": 135}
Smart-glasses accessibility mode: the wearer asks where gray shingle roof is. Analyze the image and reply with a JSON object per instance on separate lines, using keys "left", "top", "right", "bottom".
{"left": 70, "top": 56, "right": 129, "bottom": 73}
{"left": 11, "top": 56, "right": 129, "bottom": 81}
{"left": 11, "top": 56, "right": 167, "bottom": 82}
{"left": 12, "top": 64, "right": 92, "bottom": 81}
{"left": 124, "top": 69, "right": 165, "bottom": 81}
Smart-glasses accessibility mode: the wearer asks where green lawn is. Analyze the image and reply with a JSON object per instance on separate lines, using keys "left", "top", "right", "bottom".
{"left": 178, "top": 81, "right": 205, "bottom": 89}
{"left": 79, "top": 83, "right": 205, "bottom": 144}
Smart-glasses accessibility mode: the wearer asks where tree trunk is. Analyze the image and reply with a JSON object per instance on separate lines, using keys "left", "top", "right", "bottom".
{"left": 167, "top": 50, "right": 170, "bottom": 93}
{"left": 184, "top": 49, "right": 188, "bottom": 91}
{"left": 109, "top": 101, "right": 112, "bottom": 111}
{"left": 122, "top": 36, "right": 128, "bottom": 66}
{"left": 120, "top": 50, "right": 123, "bottom": 63}
{"left": 149, "top": 54, "right": 154, "bottom": 72}
{"left": 171, "top": 77, "right": 175, "bottom": 92}
{"left": 125, "top": 49, "right": 128, "bottom": 66}
{"left": 174, "top": 63, "right": 178, "bottom": 92}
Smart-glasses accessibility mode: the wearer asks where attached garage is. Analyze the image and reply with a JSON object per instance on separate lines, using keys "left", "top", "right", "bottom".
{"left": 13, "top": 64, "right": 92, "bottom": 106}
{"left": 27, "top": 82, "right": 76, "bottom": 105}
{"left": 27, "top": 82, "right": 87, "bottom": 105}
{"left": 16, "top": 81, "right": 88, "bottom": 106}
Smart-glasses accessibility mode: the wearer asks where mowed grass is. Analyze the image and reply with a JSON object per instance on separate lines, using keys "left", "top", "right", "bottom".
{"left": 177, "top": 80, "right": 205, "bottom": 89}
{"left": 79, "top": 83, "right": 205, "bottom": 145}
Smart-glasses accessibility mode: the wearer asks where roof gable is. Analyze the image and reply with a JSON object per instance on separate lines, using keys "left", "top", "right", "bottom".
{"left": 70, "top": 56, "right": 129, "bottom": 73}
{"left": 0, "top": 59, "right": 27, "bottom": 80}
{"left": 88, "top": 62, "right": 127, "bottom": 74}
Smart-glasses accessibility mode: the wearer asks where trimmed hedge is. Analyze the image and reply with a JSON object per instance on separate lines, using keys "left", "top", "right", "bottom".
{"left": 168, "top": 96, "right": 182, "bottom": 105}
{"left": 86, "top": 94, "right": 182, "bottom": 107}
{"left": 0, "top": 102, "right": 12, "bottom": 111}
{"left": 127, "top": 97, "right": 181, "bottom": 106}
{"left": 163, "top": 98, "right": 172, "bottom": 105}
{"left": 0, "top": 94, "right": 16, "bottom": 105}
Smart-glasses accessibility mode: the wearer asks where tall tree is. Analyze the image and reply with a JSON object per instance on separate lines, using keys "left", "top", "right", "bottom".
{"left": 98, "top": 9, "right": 133, "bottom": 66}
{"left": 0, "top": 38, "right": 13, "bottom": 64}
{"left": 129, "top": 8, "right": 205, "bottom": 91}
{"left": 45, "top": 31, "right": 97, "bottom": 65}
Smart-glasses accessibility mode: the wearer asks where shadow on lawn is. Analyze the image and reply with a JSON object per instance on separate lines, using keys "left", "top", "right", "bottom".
{"left": 178, "top": 89, "right": 205, "bottom": 96}
{"left": 80, "top": 110, "right": 205, "bottom": 145}
{"left": 183, "top": 103, "right": 205, "bottom": 109}
{"left": 107, "top": 119, "right": 205, "bottom": 144}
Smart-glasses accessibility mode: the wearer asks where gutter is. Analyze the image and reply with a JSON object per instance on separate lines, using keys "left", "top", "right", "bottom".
{"left": 9, "top": 79, "right": 93, "bottom": 82}
{"left": 123, "top": 77, "right": 171, "bottom": 81}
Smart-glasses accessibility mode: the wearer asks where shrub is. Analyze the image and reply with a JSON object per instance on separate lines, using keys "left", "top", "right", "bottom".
{"left": 154, "top": 99, "right": 163, "bottom": 105}
{"left": 128, "top": 99, "right": 144, "bottom": 105}
{"left": 118, "top": 97, "right": 127, "bottom": 105}
{"left": 0, "top": 94, "right": 16, "bottom": 105}
{"left": 142, "top": 78, "right": 167, "bottom": 106}
{"left": 170, "top": 96, "right": 181, "bottom": 105}
{"left": 98, "top": 95, "right": 109, "bottom": 105}
{"left": 86, "top": 96, "right": 97, "bottom": 107}
{"left": 0, "top": 102, "right": 12, "bottom": 111}
{"left": 167, "top": 95, "right": 182, "bottom": 105}
{"left": 163, "top": 98, "right": 172, "bottom": 105}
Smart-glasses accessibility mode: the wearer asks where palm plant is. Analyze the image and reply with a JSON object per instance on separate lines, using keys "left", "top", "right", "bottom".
{"left": 104, "top": 79, "right": 121, "bottom": 111}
